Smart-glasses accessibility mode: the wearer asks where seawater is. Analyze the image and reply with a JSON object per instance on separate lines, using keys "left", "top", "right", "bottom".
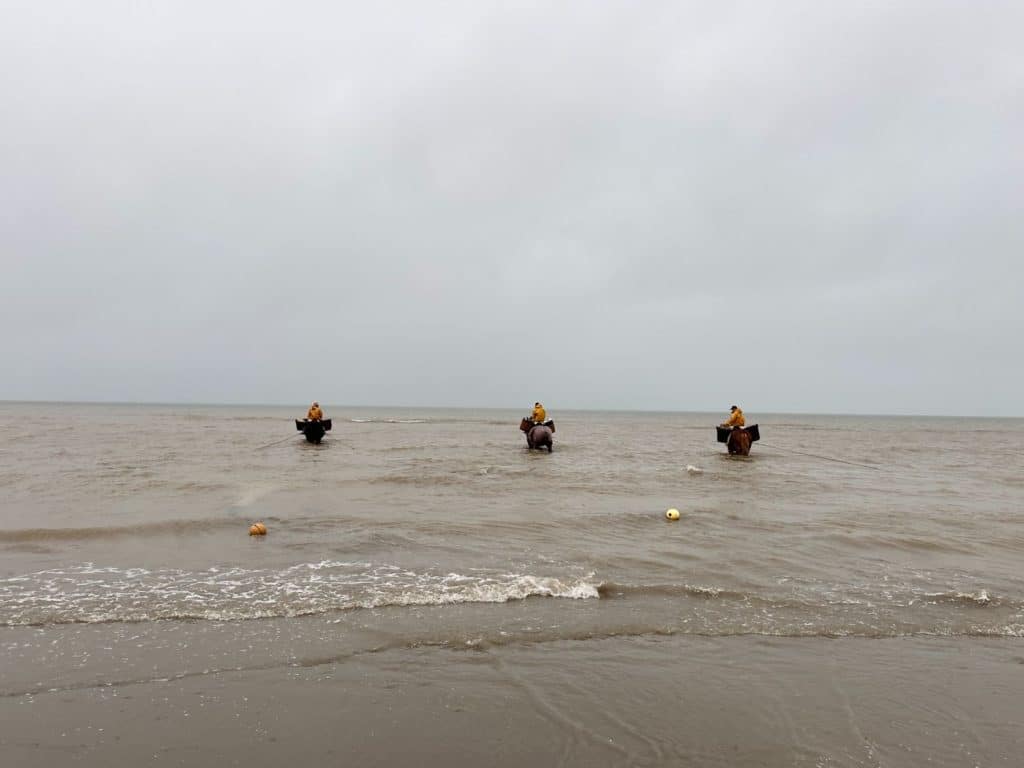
{"left": 1, "top": 403, "right": 1023, "bottom": 766}
{"left": 2, "top": 403, "right": 1021, "bottom": 637}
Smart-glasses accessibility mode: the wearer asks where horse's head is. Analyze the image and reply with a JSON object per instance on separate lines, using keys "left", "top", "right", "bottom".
{"left": 519, "top": 417, "right": 532, "bottom": 432}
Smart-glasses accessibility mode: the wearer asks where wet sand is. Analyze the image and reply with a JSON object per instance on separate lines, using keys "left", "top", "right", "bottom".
{"left": 3, "top": 634, "right": 1021, "bottom": 767}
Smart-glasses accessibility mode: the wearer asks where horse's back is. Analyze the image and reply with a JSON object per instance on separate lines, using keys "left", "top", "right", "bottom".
{"left": 530, "top": 424, "right": 553, "bottom": 446}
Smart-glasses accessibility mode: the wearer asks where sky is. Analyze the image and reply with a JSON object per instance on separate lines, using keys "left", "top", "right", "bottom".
{"left": 2, "top": 1, "right": 1022, "bottom": 415}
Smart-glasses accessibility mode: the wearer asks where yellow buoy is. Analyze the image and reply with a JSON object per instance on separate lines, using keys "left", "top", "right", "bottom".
{"left": 665, "top": 508, "right": 680, "bottom": 521}
{"left": 249, "top": 522, "right": 268, "bottom": 536}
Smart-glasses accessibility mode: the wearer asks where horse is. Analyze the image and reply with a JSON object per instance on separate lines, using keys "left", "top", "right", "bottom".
{"left": 716, "top": 424, "right": 759, "bottom": 456}
{"left": 295, "top": 418, "right": 332, "bottom": 444}
{"left": 519, "top": 417, "right": 554, "bottom": 452}
{"left": 726, "top": 429, "right": 752, "bottom": 456}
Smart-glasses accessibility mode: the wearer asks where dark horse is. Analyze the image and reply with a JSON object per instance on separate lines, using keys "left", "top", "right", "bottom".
{"left": 296, "top": 418, "right": 332, "bottom": 444}
{"left": 716, "top": 424, "right": 760, "bottom": 456}
{"left": 520, "top": 417, "right": 554, "bottom": 452}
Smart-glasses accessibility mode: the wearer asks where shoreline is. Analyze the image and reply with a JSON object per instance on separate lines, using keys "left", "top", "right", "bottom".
{"left": 2, "top": 634, "right": 1020, "bottom": 767}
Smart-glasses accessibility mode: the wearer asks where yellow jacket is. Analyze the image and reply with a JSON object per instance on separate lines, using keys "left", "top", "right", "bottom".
{"left": 532, "top": 404, "right": 547, "bottom": 423}
{"left": 722, "top": 408, "right": 744, "bottom": 427}
{"left": 307, "top": 405, "right": 323, "bottom": 421}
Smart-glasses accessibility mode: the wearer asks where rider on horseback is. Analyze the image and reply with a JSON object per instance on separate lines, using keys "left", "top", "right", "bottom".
{"left": 720, "top": 405, "right": 744, "bottom": 429}
{"left": 521, "top": 403, "right": 555, "bottom": 452}
{"left": 531, "top": 402, "right": 547, "bottom": 425}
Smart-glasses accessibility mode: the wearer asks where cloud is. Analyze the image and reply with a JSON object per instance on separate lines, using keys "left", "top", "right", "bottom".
{"left": 2, "top": 1, "right": 1022, "bottom": 413}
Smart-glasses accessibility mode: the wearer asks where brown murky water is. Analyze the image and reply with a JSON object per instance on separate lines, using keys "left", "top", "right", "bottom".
{"left": 2, "top": 403, "right": 1022, "bottom": 765}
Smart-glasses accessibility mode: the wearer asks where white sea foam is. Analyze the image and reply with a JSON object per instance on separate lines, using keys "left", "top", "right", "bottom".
{"left": 348, "top": 418, "right": 428, "bottom": 424}
{"left": 922, "top": 589, "right": 993, "bottom": 606}
{"left": 0, "top": 563, "right": 600, "bottom": 626}
{"left": 965, "top": 589, "right": 991, "bottom": 606}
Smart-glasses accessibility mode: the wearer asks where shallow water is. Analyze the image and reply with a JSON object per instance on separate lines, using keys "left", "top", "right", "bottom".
{"left": 1, "top": 403, "right": 1022, "bottom": 765}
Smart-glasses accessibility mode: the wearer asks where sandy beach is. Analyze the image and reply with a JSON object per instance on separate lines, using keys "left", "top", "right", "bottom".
{"left": 4, "top": 632, "right": 1021, "bottom": 767}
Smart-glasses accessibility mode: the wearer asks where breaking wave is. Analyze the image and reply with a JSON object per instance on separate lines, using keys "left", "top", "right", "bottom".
{"left": 350, "top": 418, "right": 429, "bottom": 424}
{"left": 597, "top": 582, "right": 748, "bottom": 600}
{"left": 0, "top": 562, "right": 600, "bottom": 626}
{"left": 918, "top": 589, "right": 994, "bottom": 607}
{"left": 0, "top": 519, "right": 241, "bottom": 544}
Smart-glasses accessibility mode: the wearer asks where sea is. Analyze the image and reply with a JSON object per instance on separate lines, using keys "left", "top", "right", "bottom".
{"left": 1, "top": 403, "right": 1022, "bottom": 767}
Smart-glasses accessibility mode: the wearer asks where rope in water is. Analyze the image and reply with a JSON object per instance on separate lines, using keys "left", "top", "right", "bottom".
{"left": 254, "top": 433, "right": 353, "bottom": 451}
{"left": 765, "top": 444, "right": 881, "bottom": 470}
{"left": 254, "top": 433, "right": 300, "bottom": 451}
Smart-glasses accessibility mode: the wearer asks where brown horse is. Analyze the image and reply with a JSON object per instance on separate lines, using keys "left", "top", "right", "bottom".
{"left": 727, "top": 429, "right": 752, "bottom": 456}
{"left": 716, "top": 424, "right": 760, "bottom": 456}
{"left": 519, "top": 418, "right": 554, "bottom": 452}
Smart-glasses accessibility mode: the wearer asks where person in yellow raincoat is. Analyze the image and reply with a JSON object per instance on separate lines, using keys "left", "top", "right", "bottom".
{"left": 307, "top": 401, "right": 324, "bottom": 421}
{"left": 721, "top": 405, "right": 744, "bottom": 428}
{"left": 532, "top": 402, "right": 547, "bottom": 424}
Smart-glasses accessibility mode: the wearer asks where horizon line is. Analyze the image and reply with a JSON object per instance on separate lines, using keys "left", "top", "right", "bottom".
{"left": 0, "top": 398, "right": 1014, "bottom": 420}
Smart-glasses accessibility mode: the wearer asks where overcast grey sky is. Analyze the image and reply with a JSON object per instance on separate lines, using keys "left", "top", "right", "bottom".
{"left": 2, "top": 1, "right": 1022, "bottom": 415}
